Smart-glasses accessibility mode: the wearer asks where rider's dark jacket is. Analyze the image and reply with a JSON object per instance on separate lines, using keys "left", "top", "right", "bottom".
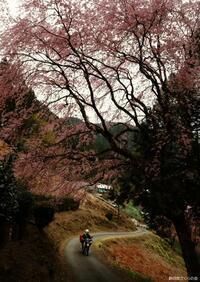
{"left": 83, "top": 233, "right": 92, "bottom": 240}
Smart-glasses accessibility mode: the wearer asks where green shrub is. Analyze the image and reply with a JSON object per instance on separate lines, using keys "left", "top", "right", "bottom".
{"left": 124, "top": 202, "right": 144, "bottom": 222}
{"left": 42, "top": 131, "right": 56, "bottom": 146}
{"left": 33, "top": 205, "right": 55, "bottom": 230}
{"left": 105, "top": 212, "right": 113, "bottom": 221}
{"left": 127, "top": 270, "right": 154, "bottom": 282}
{"left": 33, "top": 194, "right": 53, "bottom": 202}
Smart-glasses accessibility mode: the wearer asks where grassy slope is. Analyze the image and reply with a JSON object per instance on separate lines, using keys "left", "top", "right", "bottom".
{"left": 94, "top": 233, "right": 187, "bottom": 282}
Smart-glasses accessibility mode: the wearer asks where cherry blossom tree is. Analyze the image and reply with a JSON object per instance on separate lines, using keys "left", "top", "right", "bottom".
{"left": 1, "top": 0, "right": 200, "bottom": 277}
{"left": 0, "top": 59, "right": 37, "bottom": 145}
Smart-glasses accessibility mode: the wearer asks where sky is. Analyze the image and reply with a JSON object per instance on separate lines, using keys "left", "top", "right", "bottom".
{"left": 7, "top": 0, "right": 20, "bottom": 17}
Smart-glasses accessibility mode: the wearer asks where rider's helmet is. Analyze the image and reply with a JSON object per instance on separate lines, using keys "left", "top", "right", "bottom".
{"left": 85, "top": 229, "right": 89, "bottom": 234}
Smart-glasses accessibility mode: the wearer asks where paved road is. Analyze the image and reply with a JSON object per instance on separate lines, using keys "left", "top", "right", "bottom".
{"left": 64, "top": 229, "right": 148, "bottom": 282}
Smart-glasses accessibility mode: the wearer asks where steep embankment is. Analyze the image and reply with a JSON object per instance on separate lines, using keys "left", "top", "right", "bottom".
{"left": 94, "top": 233, "right": 187, "bottom": 282}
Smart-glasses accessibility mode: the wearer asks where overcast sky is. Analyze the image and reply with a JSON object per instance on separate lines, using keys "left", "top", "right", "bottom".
{"left": 7, "top": 0, "right": 20, "bottom": 16}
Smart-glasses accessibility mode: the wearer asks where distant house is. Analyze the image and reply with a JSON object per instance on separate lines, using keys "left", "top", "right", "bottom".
{"left": 96, "top": 183, "right": 112, "bottom": 194}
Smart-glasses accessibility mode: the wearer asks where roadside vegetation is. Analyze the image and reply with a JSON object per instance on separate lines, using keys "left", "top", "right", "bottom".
{"left": 123, "top": 202, "right": 144, "bottom": 223}
{"left": 126, "top": 271, "right": 154, "bottom": 282}
{"left": 94, "top": 233, "right": 187, "bottom": 282}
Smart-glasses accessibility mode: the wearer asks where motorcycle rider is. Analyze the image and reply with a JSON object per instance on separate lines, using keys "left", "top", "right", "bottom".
{"left": 80, "top": 229, "right": 92, "bottom": 253}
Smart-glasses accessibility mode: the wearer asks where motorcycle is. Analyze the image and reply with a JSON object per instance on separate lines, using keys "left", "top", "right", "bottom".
{"left": 83, "top": 237, "right": 93, "bottom": 256}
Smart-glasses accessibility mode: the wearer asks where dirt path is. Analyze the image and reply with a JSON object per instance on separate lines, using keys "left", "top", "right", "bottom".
{"left": 64, "top": 229, "right": 148, "bottom": 282}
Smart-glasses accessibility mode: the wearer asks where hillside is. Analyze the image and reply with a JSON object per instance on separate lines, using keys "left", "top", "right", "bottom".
{"left": 46, "top": 193, "right": 136, "bottom": 252}
{"left": 94, "top": 234, "right": 187, "bottom": 282}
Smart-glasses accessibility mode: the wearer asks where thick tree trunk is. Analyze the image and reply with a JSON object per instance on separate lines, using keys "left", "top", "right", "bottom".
{"left": 173, "top": 213, "right": 200, "bottom": 278}
{"left": 0, "top": 216, "right": 10, "bottom": 249}
{"left": 117, "top": 204, "right": 120, "bottom": 219}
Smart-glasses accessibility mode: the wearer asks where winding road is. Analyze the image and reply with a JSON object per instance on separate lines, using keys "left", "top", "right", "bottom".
{"left": 64, "top": 228, "right": 148, "bottom": 282}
